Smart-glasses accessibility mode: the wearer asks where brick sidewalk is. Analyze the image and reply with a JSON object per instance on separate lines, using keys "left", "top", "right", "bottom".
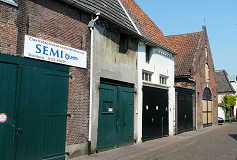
{"left": 70, "top": 123, "right": 229, "bottom": 160}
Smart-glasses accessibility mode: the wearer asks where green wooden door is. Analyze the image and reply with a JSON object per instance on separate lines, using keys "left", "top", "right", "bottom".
{"left": 117, "top": 86, "right": 134, "bottom": 146}
{"left": 97, "top": 83, "right": 118, "bottom": 150}
{"left": 0, "top": 54, "right": 69, "bottom": 160}
{"left": 16, "top": 66, "right": 69, "bottom": 160}
{"left": 0, "top": 62, "right": 18, "bottom": 160}
{"left": 97, "top": 81, "right": 134, "bottom": 151}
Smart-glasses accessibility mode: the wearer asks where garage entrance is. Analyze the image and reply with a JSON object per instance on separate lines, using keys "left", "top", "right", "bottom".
{"left": 0, "top": 54, "right": 69, "bottom": 160}
{"left": 142, "top": 86, "right": 168, "bottom": 141}
{"left": 202, "top": 87, "right": 212, "bottom": 127}
{"left": 97, "top": 78, "right": 134, "bottom": 151}
{"left": 176, "top": 87, "right": 194, "bottom": 134}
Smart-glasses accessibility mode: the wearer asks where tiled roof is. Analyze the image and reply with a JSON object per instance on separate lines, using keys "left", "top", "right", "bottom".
{"left": 120, "top": 0, "right": 172, "bottom": 50}
{"left": 64, "top": 0, "right": 139, "bottom": 36}
{"left": 216, "top": 70, "right": 235, "bottom": 93}
{"left": 120, "top": 1, "right": 151, "bottom": 41}
{"left": 166, "top": 32, "right": 202, "bottom": 76}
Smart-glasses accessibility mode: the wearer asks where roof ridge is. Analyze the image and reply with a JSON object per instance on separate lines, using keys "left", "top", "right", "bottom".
{"left": 166, "top": 31, "right": 202, "bottom": 37}
{"left": 223, "top": 70, "right": 236, "bottom": 92}
{"left": 120, "top": 0, "right": 172, "bottom": 50}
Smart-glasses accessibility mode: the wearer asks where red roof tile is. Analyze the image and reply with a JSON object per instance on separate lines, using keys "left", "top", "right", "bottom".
{"left": 121, "top": 0, "right": 172, "bottom": 50}
{"left": 166, "top": 32, "right": 202, "bottom": 76}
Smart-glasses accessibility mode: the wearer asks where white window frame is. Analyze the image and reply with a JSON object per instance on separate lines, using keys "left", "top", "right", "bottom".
{"left": 159, "top": 74, "right": 168, "bottom": 85}
{"left": 142, "top": 70, "right": 153, "bottom": 82}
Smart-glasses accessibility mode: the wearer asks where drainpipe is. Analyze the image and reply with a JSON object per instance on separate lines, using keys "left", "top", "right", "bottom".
{"left": 88, "top": 12, "right": 100, "bottom": 155}
{"left": 188, "top": 78, "right": 197, "bottom": 130}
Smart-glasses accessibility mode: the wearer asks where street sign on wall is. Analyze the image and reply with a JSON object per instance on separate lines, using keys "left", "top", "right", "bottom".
{"left": 24, "top": 35, "right": 87, "bottom": 68}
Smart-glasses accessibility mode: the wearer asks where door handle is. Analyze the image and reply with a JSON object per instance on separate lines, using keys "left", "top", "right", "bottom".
{"left": 184, "top": 115, "right": 186, "bottom": 119}
{"left": 152, "top": 117, "right": 155, "bottom": 122}
{"left": 16, "top": 128, "right": 23, "bottom": 133}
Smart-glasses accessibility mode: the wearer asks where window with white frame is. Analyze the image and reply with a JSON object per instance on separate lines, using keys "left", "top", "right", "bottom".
{"left": 142, "top": 71, "right": 152, "bottom": 82}
{"left": 160, "top": 75, "right": 168, "bottom": 85}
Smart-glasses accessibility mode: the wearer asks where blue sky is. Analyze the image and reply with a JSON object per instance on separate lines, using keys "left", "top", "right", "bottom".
{"left": 135, "top": 0, "right": 237, "bottom": 75}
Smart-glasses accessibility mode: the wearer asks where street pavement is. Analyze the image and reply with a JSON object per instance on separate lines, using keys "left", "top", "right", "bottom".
{"left": 74, "top": 122, "right": 237, "bottom": 160}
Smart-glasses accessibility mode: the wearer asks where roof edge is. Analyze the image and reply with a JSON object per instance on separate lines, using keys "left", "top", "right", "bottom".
{"left": 61, "top": 0, "right": 96, "bottom": 14}
{"left": 175, "top": 75, "right": 191, "bottom": 79}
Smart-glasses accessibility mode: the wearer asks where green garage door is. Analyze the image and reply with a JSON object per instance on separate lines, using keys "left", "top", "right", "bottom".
{"left": 97, "top": 79, "right": 134, "bottom": 151}
{"left": 0, "top": 54, "right": 69, "bottom": 160}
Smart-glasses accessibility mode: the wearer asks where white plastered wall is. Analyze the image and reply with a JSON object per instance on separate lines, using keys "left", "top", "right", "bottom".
{"left": 136, "top": 41, "right": 175, "bottom": 142}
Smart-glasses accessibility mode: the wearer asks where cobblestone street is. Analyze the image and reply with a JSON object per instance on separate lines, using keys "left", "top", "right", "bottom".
{"left": 76, "top": 123, "right": 237, "bottom": 160}
{"left": 134, "top": 123, "right": 237, "bottom": 160}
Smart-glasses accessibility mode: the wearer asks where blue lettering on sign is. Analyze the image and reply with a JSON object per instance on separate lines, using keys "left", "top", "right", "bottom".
{"left": 65, "top": 54, "right": 70, "bottom": 60}
{"left": 65, "top": 54, "right": 78, "bottom": 61}
{"left": 36, "top": 44, "right": 41, "bottom": 53}
{"left": 61, "top": 51, "right": 63, "bottom": 59}
{"left": 35, "top": 44, "right": 78, "bottom": 61}
{"left": 43, "top": 46, "right": 48, "bottom": 55}
{"left": 50, "top": 48, "right": 59, "bottom": 58}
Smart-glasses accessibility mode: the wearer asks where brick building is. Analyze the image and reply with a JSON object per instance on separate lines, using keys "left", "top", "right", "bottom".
{"left": 166, "top": 26, "right": 218, "bottom": 132}
{"left": 0, "top": 0, "right": 91, "bottom": 159}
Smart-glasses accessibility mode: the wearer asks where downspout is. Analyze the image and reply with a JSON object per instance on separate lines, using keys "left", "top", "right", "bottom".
{"left": 188, "top": 78, "right": 197, "bottom": 130}
{"left": 88, "top": 12, "right": 100, "bottom": 155}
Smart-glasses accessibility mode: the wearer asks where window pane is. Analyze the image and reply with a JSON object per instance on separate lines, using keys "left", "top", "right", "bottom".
{"left": 119, "top": 34, "right": 126, "bottom": 53}
{"left": 145, "top": 74, "right": 148, "bottom": 81}
{"left": 146, "top": 46, "right": 150, "bottom": 63}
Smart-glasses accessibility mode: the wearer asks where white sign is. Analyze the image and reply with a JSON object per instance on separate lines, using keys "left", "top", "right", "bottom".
{"left": 108, "top": 108, "right": 113, "bottom": 112}
{"left": 24, "top": 35, "right": 87, "bottom": 68}
{"left": 0, "top": 113, "right": 7, "bottom": 123}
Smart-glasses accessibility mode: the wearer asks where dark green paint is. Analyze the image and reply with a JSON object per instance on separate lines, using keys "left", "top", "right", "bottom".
{"left": 0, "top": 62, "right": 18, "bottom": 160}
{"left": 0, "top": 54, "right": 69, "bottom": 160}
{"left": 97, "top": 80, "right": 134, "bottom": 151}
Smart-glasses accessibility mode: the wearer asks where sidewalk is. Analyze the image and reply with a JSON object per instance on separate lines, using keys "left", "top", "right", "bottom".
{"left": 71, "top": 124, "right": 227, "bottom": 160}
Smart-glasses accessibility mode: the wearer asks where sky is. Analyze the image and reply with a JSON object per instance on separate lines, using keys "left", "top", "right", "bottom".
{"left": 135, "top": 0, "right": 237, "bottom": 76}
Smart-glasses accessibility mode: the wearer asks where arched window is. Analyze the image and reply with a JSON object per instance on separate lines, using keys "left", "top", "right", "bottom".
{"left": 202, "top": 87, "right": 212, "bottom": 100}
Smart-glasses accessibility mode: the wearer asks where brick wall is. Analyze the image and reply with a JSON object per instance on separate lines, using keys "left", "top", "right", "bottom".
{"left": 2, "top": 0, "right": 91, "bottom": 146}
{"left": 27, "top": 0, "right": 91, "bottom": 145}
{"left": 0, "top": 3, "right": 18, "bottom": 55}
{"left": 175, "top": 26, "right": 218, "bottom": 130}
{"left": 192, "top": 26, "right": 218, "bottom": 129}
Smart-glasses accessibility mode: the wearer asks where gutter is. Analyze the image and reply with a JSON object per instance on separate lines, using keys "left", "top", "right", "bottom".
{"left": 87, "top": 12, "right": 100, "bottom": 155}
{"left": 188, "top": 78, "right": 197, "bottom": 130}
{"left": 175, "top": 75, "right": 191, "bottom": 79}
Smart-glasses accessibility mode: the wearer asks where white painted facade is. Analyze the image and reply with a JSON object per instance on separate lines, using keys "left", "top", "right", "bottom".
{"left": 230, "top": 81, "right": 237, "bottom": 119}
{"left": 136, "top": 41, "right": 175, "bottom": 142}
